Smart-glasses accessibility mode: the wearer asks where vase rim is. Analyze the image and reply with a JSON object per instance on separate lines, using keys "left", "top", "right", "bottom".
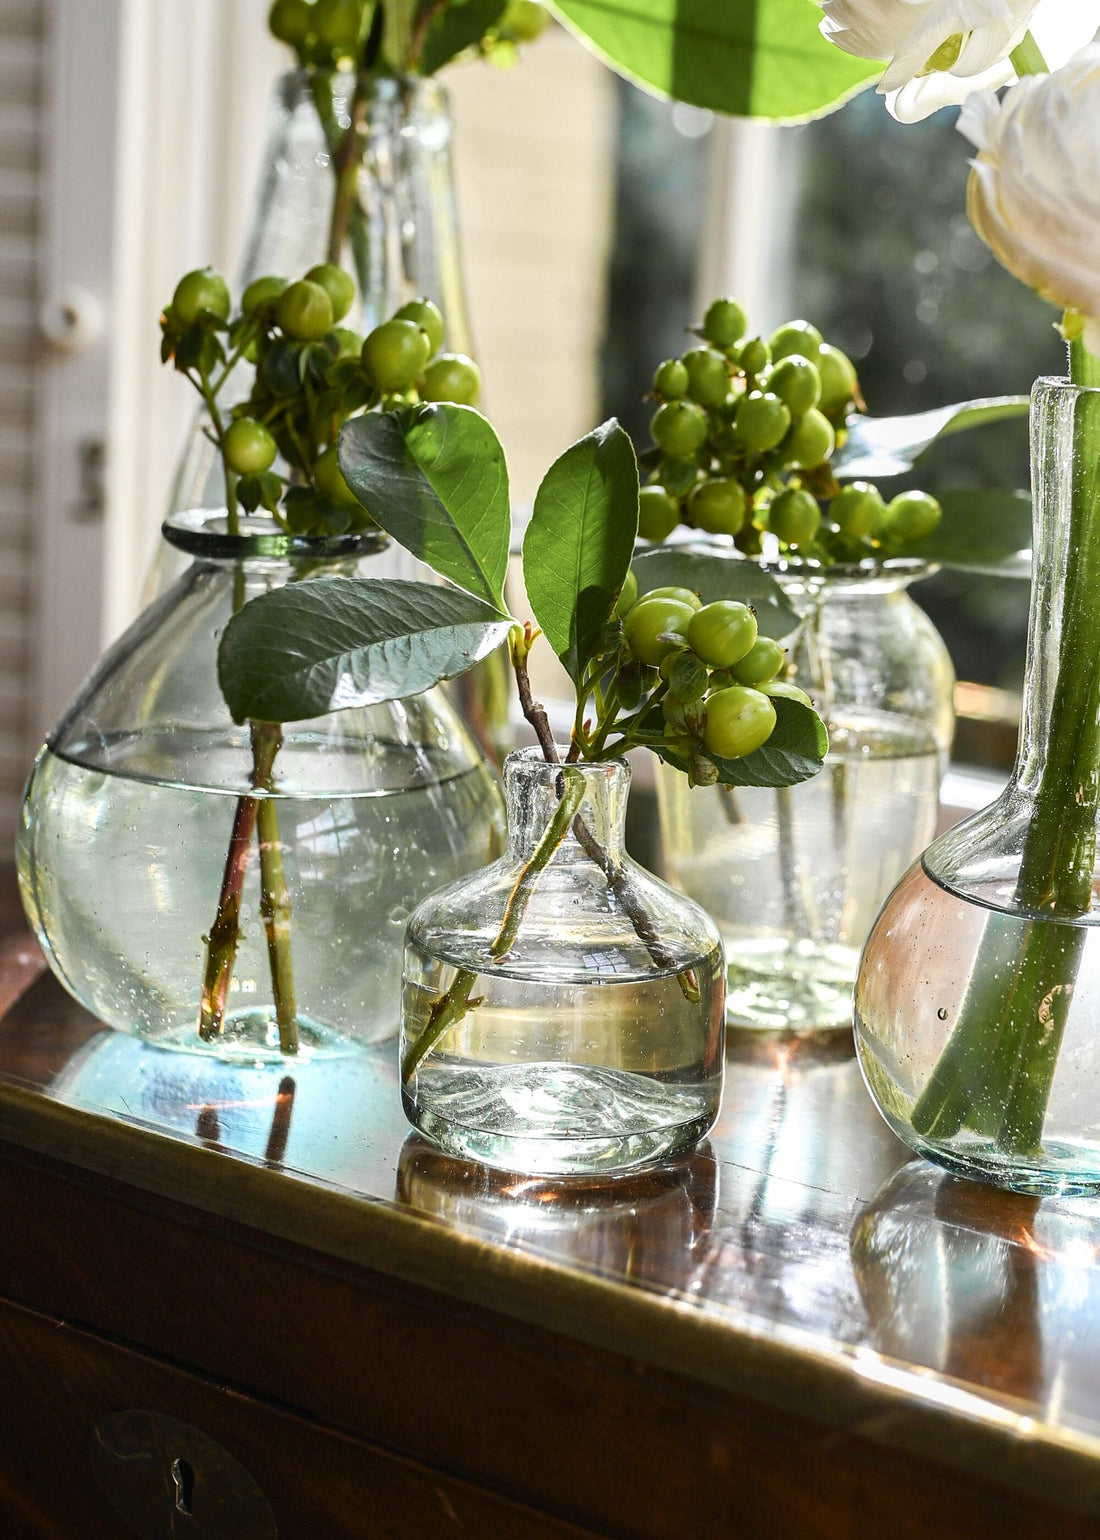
{"left": 504, "top": 746, "right": 630, "bottom": 784}
{"left": 1033, "top": 374, "right": 1100, "bottom": 397}
{"left": 278, "top": 67, "right": 449, "bottom": 110}
{"left": 162, "top": 507, "right": 390, "bottom": 563}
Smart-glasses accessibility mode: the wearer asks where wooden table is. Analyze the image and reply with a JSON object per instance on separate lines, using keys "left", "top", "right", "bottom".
{"left": 3, "top": 872, "right": 1100, "bottom": 1538}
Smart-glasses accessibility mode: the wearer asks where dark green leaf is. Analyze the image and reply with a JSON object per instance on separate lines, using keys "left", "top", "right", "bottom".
{"left": 833, "top": 397, "right": 1029, "bottom": 480}
{"left": 218, "top": 577, "right": 512, "bottom": 723}
{"left": 659, "top": 694, "right": 828, "bottom": 789}
{"left": 524, "top": 420, "right": 639, "bottom": 684}
{"left": 420, "top": 0, "right": 507, "bottom": 73}
{"left": 237, "top": 474, "right": 262, "bottom": 513}
{"left": 632, "top": 547, "right": 799, "bottom": 639}
{"left": 902, "top": 488, "right": 1032, "bottom": 577}
{"left": 339, "top": 404, "right": 511, "bottom": 609}
{"left": 550, "top": 0, "right": 881, "bottom": 120}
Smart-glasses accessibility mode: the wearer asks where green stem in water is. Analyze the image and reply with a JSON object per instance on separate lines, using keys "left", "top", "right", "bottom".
{"left": 911, "top": 341, "right": 1100, "bottom": 1152}
{"left": 251, "top": 721, "right": 299, "bottom": 1055}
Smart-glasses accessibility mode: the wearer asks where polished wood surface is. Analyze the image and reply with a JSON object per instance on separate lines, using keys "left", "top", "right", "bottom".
{"left": 4, "top": 868, "right": 1100, "bottom": 1535}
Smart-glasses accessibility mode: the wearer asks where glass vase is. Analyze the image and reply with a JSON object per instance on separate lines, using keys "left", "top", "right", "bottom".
{"left": 856, "top": 379, "right": 1100, "bottom": 1195}
{"left": 657, "top": 563, "right": 954, "bottom": 1033}
{"left": 168, "top": 69, "right": 472, "bottom": 549}
{"left": 401, "top": 748, "right": 726, "bottom": 1175}
{"left": 17, "top": 510, "right": 504, "bottom": 1060}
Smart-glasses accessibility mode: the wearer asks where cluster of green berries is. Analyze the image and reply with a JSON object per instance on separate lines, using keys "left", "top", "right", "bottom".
{"left": 268, "top": 0, "right": 549, "bottom": 69}
{"left": 641, "top": 297, "right": 942, "bottom": 566}
{"left": 612, "top": 574, "right": 807, "bottom": 783}
{"left": 162, "top": 265, "right": 480, "bottom": 536}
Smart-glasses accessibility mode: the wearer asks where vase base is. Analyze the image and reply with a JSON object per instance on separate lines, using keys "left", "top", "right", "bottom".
{"left": 132, "top": 1009, "right": 362, "bottom": 1064}
{"left": 404, "top": 1060, "right": 718, "bottom": 1176}
{"left": 724, "top": 937, "right": 856, "bottom": 1033}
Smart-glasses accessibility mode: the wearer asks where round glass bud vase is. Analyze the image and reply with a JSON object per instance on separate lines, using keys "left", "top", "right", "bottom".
{"left": 657, "top": 563, "right": 955, "bottom": 1033}
{"left": 856, "top": 380, "right": 1100, "bottom": 1196}
{"left": 17, "top": 511, "right": 504, "bottom": 1060}
{"left": 401, "top": 749, "right": 726, "bottom": 1175}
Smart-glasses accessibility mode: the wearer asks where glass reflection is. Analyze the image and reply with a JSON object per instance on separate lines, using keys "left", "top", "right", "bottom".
{"left": 852, "top": 1161, "right": 1100, "bottom": 1423}
{"left": 396, "top": 1135, "right": 718, "bottom": 1287}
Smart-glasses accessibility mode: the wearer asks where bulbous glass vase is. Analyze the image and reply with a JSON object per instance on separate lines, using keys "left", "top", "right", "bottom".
{"left": 401, "top": 748, "right": 726, "bottom": 1174}
{"left": 856, "top": 380, "right": 1100, "bottom": 1195}
{"left": 17, "top": 511, "right": 504, "bottom": 1060}
{"left": 657, "top": 563, "right": 954, "bottom": 1033}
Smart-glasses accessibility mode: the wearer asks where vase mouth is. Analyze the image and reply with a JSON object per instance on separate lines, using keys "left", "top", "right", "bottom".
{"left": 651, "top": 532, "right": 936, "bottom": 586}
{"left": 1033, "top": 375, "right": 1100, "bottom": 397}
{"left": 162, "top": 508, "right": 390, "bottom": 563}
{"left": 504, "top": 746, "right": 630, "bottom": 787}
{"left": 278, "top": 68, "right": 450, "bottom": 115}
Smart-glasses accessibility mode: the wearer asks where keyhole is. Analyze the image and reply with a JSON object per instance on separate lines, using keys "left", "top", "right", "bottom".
{"left": 171, "top": 1456, "right": 195, "bottom": 1515}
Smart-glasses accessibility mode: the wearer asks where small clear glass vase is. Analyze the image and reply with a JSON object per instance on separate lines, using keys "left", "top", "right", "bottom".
{"left": 656, "top": 563, "right": 955, "bottom": 1033}
{"left": 856, "top": 379, "right": 1100, "bottom": 1195}
{"left": 17, "top": 511, "right": 504, "bottom": 1060}
{"left": 401, "top": 748, "right": 726, "bottom": 1174}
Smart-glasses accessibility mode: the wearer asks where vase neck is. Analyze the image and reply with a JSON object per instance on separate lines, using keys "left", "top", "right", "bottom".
{"left": 504, "top": 751, "right": 629, "bottom": 864}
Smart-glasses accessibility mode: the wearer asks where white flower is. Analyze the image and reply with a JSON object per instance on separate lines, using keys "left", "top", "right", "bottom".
{"left": 961, "top": 45, "right": 1100, "bottom": 352}
{"left": 817, "top": 0, "right": 1041, "bottom": 120}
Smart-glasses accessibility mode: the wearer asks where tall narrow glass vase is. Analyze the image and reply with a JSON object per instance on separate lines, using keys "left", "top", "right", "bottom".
{"left": 856, "top": 378, "right": 1100, "bottom": 1194}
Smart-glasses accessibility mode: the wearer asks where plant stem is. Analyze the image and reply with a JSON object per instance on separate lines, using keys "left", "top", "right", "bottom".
{"left": 199, "top": 792, "right": 260, "bottom": 1039}
{"left": 327, "top": 71, "right": 369, "bottom": 264}
{"left": 251, "top": 721, "right": 299, "bottom": 1054}
{"left": 1010, "top": 31, "right": 1048, "bottom": 77}
{"left": 911, "top": 345, "right": 1100, "bottom": 1152}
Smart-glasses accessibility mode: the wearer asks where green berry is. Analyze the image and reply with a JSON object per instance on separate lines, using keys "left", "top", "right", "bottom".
{"left": 702, "top": 297, "right": 747, "bottom": 349}
{"left": 313, "top": 0, "right": 362, "bottom": 49}
{"left": 660, "top": 458, "right": 700, "bottom": 498}
{"left": 638, "top": 485, "right": 681, "bottom": 543}
{"left": 660, "top": 650, "right": 709, "bottom": 702}
{"left": 615, "top": 569, "right": 638, "bottom": 617}
{"left": 768, "top": 488, "right": 821, "bottom": 546}
{"left": 734, "top": 392, "right": 791, "bottom": 453}
{"left": 500, "top": 0, "right": 551, "bottom": 40}
{"left": 420, "top": 352, "right": 481, "bottom": 405}
{"left": 818, "top": 342, "right": 859, "bottom": 414}
{"left": 883, "top": 491, "right": 942, "bottom": 543}
{"left": 268, "top": 0, "right": 313, "bottom": 44}
{"left": 172, "top": 267, "right": 230, "bottom": 326}
{"left": 304, "top": 262, "right": 355, "bottom": 323}
{"left": 241, "top": 274, "right": 288, "bottom": 316}
{"left": 762, "top": 680, "right": 813, "bottom": 708}
{"left": 683, "top": 347, "right": 730, "bottom": 408}
{"left": 395, "top": 297, "right": 445, "bottom": 356}
{"left": 276, "top": 279, "right": 334, "bottom": 340}
{"left": 223, "top": 417, "right": 277, "bottom": 475}
{"left": 783, "top": 407, "right": 835, "bottom": 469}
{"left": 731, "top": 637, "right": 785, "bottom": 686}
{"left": 704, "top": 686, "right": 776, "bottom": 760}
{"left": 738, "top": 338, "right": 771, "bottom": 376}
{"left": 644, "top": 585, "right": 702, "bottom": 611}
{"left": 331, "top": 326, "right": 363, "bottom": 358}
{"left": 688, "top": 478, "right": 747, "bottom": 536}
{"left": 766, "top": 355, "right": 821, "bottom": 415}
{"left": 687, "top": 601, "right": 758, "bottom": 668}
{"left": 313, "top": 445, "right": 360, "bottom": 507}
{"left": 653, "top": 358, "right": 689, "bottom": 399}
{"left": 830, "top": 482, "right": 885, "bottom": 538}
{"left": 623, "top": 597, "right": 696, "bottom": 666}
{"left": 769, "top": 319, "right": 823, "bottom": 365}
{"left": 362, "top": 319, "right": 431, "bottom": 391}
{"left": 651, "top": 399, "right": 709, "bottom": 458}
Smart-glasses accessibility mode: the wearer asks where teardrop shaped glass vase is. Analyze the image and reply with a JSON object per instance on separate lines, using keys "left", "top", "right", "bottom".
{"left": 18, "top": 511, "right": 504, "bottom": 1060}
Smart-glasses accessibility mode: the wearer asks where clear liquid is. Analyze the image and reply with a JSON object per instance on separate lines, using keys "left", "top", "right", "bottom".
{"left": 659, "top": 727, "right": 942, "bottom": 1032}
{"left": 18, "top": 739, "right": 502, "bottom": 1059}
{"left": 402, "top": 942, "right": 725, "bottom": 1175}
{"left": 856, "top": 861, "right": 1100, "bottom": 1195}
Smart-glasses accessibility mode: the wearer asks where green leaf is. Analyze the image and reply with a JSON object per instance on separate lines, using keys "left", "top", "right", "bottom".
{"left": 631, "top": 547, "right": 799, "bottom": 639}
{"left": 833, "top": 397, "right": 1029, "bottom": 480}
{"left": 523, "top": 419, "right": 639, "bottom": 684}
{"left": 549, "top": 0, "right": 881, "bottom": 120}
{"left": 217, "top": 577, "right": 512, "bottom": 723}
{"left": 659, "top": 694, "right": 828, "bottom": 788}
{"left": 339, "top": 404, "right": 511, "bottom": 610}
{"left": 420, "top": 0, "right": 507, "bottom": 72}
{"left": 902, "top": 488, "right": 1032, "bottom": 577}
